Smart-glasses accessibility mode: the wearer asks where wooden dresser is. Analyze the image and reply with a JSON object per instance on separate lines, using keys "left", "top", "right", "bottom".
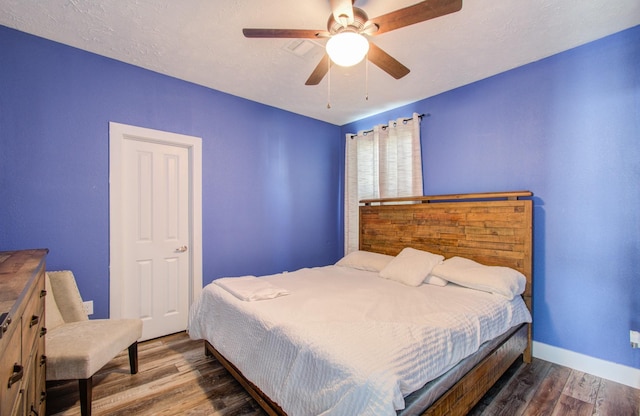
{"left": 0, "top": 249, "right": 48, "bottom": 416}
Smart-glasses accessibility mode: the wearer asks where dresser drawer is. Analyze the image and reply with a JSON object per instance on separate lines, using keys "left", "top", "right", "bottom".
{"left": 0, "top": 318, "right": 22, "bottom": 416}
{"left": 21, "top": 273, "right": 45, "bottom": 361}
{"left": 34, "top": 333, "right": 48, "bottom": 415}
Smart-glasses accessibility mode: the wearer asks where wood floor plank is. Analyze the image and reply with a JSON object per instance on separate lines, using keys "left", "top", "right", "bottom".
{"left": 477, "top": 357, "right": 551, "bottom": 415}
{"left": 45, "top": 332, "right": 640, "bottom": 416}
{"left": 594, "top": 377, "right": 640, "bottom": 416}
{"left": 562, "top": 370, "right": 600, "bottom": 404}
{"left": 521, "top": 363, "right": 572, "bottom": 416}
{"left": 550, "top": 394, "right": 594, "bottom": 416}
{"left": 103, "top": 371, "right": 242, "bottom": 416}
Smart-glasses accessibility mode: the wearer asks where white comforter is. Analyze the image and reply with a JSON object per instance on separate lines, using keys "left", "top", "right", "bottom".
{"left": 188, "top": 265, "right": 531, "bottom": 416}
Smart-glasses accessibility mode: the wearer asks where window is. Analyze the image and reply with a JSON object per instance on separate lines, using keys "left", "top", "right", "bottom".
{"left": 344, "top": 113, "right": 423, "bottom": 253}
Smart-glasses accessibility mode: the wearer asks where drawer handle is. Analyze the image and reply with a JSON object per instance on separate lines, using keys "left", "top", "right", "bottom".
{"left": 1, "top": 316, "right": 11, "bottom": 334}
{"left": 8, "top": 363, "right": 23, "bottom": 388}
{"left": 40, "top": 327, "right": 47, "bottom": 337}
{"left": 40, "top": 289, "right": 47, "bottom": 298}
{"left": 30, "top": 315, "right": 40, "bottom": 328}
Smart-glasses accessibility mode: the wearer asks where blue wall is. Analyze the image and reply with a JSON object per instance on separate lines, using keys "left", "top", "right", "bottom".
{"left": 342, "top": 26, "right": 640, "bottom": 369}
{"left": 0, "top": 26, "right": 342, "bottom": 318}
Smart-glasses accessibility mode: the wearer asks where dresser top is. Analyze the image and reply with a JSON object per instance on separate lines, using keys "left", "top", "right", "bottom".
{"left": 0, "top": 249, "right": 48, "bottom": 326}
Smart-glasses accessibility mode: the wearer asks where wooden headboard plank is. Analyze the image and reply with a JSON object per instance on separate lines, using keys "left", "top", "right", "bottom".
{"left": 360, "top": 190, "right": 532, "bottom": 205}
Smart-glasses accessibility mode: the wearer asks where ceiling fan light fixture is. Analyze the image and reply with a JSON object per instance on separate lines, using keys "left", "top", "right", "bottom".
{"left": 326, "top": 32, "right": 369, "bottom": 67}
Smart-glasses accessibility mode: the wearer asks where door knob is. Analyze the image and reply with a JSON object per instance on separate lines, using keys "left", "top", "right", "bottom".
{"left": 176, "top": 246, "right": 188, "bottom": 253}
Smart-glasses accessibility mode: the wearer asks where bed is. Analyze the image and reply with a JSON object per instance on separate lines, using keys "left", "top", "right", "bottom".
{"left": 188, "top": 191, "right": 533, "bottom": 415}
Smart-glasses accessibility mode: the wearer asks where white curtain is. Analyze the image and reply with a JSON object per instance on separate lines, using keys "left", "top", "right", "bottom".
{"left": 344, "top": 113, "right": 423, "bottom": 254}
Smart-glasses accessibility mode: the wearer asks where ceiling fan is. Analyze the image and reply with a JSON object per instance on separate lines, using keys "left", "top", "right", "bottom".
{"left": 243, "top": 0, "right": 463, "bottom": 85}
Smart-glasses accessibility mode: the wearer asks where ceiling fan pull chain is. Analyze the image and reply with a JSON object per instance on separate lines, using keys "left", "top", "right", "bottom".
{"left": 327, "top": 57, "right": 332, "bottom": 109}
{"left": 365, "top": 53, "right": 369, "bottom": 101}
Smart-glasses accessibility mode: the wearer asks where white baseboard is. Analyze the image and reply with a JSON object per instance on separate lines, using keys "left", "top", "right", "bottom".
{"left": 533, "top": 341, "right": 640, "bottom": 389}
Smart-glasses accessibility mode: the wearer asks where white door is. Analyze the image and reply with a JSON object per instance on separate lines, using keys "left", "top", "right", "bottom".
{"left": 109, "top": 122, "right": 202, "bottom": 341}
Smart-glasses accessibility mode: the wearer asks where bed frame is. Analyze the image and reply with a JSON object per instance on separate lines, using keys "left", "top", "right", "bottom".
{"left": 205, "top": 191, "right": 533, "bottom": 416}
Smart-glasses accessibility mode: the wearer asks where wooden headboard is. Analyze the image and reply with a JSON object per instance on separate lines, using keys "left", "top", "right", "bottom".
{"left": 359, "top": 191, "right": 533, "bottom": 356}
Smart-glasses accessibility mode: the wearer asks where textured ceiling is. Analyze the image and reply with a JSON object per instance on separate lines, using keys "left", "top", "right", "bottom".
{"left": 1, "top": 0, "right": 639, "bottom": 125}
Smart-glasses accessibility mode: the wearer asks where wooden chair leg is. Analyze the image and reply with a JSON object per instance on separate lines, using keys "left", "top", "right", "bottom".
{"left": 128, "top": 341, "right": 139, "bottom": 374}
{"left": 79, "top": 377, "right": 92, "bottom": 416}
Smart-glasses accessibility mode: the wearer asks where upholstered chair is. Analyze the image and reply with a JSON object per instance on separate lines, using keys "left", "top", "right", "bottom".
{"left": 45, "top": 271, "right": 143, "bottom": 416}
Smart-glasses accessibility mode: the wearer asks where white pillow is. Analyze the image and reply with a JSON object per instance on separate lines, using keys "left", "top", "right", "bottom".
{"left": 431, "top": 256, "right": 526, "bottom": 300}
{"left": 424, "top": 274, "right": 448, "bottom": 287}
{"left": 379, "top": 247, "right": 444, "bottom": 287}
{"left": 335, "top": 250, "right": 394, "bottom": 272}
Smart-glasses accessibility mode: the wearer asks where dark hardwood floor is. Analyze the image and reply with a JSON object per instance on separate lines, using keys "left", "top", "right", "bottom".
{"left": 46, "top": 332, "right": 639, "bottom": 416}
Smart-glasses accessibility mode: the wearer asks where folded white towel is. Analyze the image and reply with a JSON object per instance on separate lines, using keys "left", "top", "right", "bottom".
{"left": 213, "top": 276, "right": 290, "bottom": 301}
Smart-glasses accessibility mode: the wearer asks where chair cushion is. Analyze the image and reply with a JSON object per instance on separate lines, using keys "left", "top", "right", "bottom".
{"left": 46, "top": 319, "right": 143, "bottom": 380}
{"left": 47, "top": 271, "right": 89, "bottom": 323}
{"left": 45, "top": 274, "right": 66, "bottom": 331}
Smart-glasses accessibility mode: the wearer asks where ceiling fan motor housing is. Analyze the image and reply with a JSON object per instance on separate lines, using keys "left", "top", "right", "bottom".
{"left": 327, "top": 7, "right": 369, "bottom": 34}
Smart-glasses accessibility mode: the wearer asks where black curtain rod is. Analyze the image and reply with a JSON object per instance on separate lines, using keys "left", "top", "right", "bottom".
{"left": 349, "top": 113, "right": 429, "bottom": 139}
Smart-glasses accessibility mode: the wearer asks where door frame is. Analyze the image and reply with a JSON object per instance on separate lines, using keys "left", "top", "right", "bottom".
{"left": 109, "top": 121, "right": 203, "bottom": 320}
